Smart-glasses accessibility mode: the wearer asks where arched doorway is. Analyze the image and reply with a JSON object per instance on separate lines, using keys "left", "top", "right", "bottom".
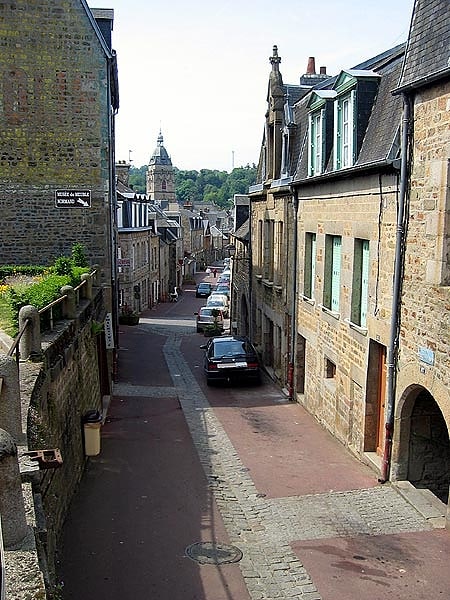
{"left": 401, "top": 387, "right": 450, "bottom": 503}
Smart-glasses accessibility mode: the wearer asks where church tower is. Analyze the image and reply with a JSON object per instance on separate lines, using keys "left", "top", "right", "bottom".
{"left": 146, "top": 131, "right": 177, "bottom": 209}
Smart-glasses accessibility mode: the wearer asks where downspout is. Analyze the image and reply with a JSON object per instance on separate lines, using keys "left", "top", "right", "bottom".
{"left": 107, "top": 55, "right": 119, "bottom": 381}
{"left": 287, "top": 186, "right": 299, "bottom": 401}
{"left": 248, "top": 198, "right": 253, "bottom": 341}
{"left": 380, "top": 93, "right": 412, "bottom": 483}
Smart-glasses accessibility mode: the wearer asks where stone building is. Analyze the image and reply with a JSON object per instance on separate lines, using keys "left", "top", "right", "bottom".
{"left": 116, "top": 161, "right": 182, "bottom": 306}
{"left": 388, "top": 0, "right": 450, "bottom": 509}
{"left": 116, "top": 162, "right": 160, "bottom": 311}
{"left": 146, "top": 131, "right": 177, "bottom": 208}
{"left": 0, "top": 1, "right": 119, "bottom": 314}
{"left": 243, "top": 0, "right": 449, "bottom": 521}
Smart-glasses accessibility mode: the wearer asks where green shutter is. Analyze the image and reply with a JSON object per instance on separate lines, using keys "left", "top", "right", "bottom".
{"left": 311, "top": 235, "right": 316, "bottom": 299}
{"left": 331, "top": 236, "right": 341, "bottom": 312}
{"left": 360, "top": 240, "right": 369, "bottom": 326}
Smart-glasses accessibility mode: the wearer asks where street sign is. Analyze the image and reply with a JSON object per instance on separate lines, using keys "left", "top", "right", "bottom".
{"left": 117, "top": 258, "right": 131, "bottom": 267}
{"left": 104, "top": 313, "right": 115, "bottom": 349}
{"left": 55, "top": 190, "right": 91, "bottom": 208}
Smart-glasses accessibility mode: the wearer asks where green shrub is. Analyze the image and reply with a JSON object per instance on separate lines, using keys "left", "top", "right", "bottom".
{"left": 71, "top": 243, "right": 88, "bottom": 268}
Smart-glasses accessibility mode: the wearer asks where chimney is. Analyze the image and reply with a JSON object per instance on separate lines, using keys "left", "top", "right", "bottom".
{"left": 320, "top": 66, "right": 327, "bottom": 75}
{"left": 116, "top": 161, "right": 131, "bottom": 186}
{"left": 306, "top": 57, "right": 316, "bottom": 74}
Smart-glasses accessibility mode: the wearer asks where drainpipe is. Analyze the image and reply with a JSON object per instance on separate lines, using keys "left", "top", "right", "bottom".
{"left": 287, "top": 186, "right": 299, "bottom": 401}
{"left": 380, "top": 93, "right": 412, "bottom": 483}
{"left": 248, "top": 198, "right": 254, "bottom": 341}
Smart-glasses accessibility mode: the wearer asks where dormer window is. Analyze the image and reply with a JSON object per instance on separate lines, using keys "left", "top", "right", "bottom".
{"left": 332, "top": 70, "right": 380, "bottom": 171}
{"left": 308, "top": 110, "right": 324, "bottom": 176}
{"left": 334, "top": 91, "right": 355, "bottom": 169}
{"left": 307, "top": 90, "right": 336, "bottom": 177}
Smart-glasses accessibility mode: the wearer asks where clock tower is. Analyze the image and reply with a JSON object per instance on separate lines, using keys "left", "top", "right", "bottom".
{"left": 146, "top": 131, "right": 177, "bottom": 209}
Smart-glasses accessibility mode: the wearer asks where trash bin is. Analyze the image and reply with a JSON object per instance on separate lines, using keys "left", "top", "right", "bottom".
{"left": 82, "top": 410, "right": 102, "bottom": 456}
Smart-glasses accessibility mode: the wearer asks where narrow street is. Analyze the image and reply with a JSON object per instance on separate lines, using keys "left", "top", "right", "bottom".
{"left": 58, "top": 273, "right": 450, "bottom": 600}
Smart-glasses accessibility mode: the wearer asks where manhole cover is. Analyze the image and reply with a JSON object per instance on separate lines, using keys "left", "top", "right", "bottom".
{"left": 185, "top": 542, "right": 243, "bottom": 565}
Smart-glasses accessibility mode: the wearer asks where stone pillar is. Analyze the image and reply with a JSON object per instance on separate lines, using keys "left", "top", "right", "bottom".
{"left": 61, "top": 285, "right": 76, "bottom": 319}
{"left": 81, "top": 272, "right": 93, "bottom": 300}
{"left": 0, "top": 429, "right": 28, "bottom": 547}
{"left": 92, "top": 265, "right": 100, "bottom": 286}
{"left": 0, "top": 355, "right": 22, "bottom": 441}
{"left": 18, "top": 305, "right": 41, "bottom": 361}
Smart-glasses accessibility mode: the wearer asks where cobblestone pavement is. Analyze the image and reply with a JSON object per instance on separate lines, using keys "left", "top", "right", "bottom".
{"left": 114, "top": 318, "right": 436, "bottom": 600}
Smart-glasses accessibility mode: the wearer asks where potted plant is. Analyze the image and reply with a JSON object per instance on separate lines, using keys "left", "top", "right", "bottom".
{"left": 119, "top": 304, "right": 140, "bottom": 325}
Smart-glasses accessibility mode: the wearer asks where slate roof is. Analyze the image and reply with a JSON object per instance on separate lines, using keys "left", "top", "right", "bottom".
{"left": 357, "top": 59, "right": 404, "bottom": 165}
{"left": 149, "top": 132, "right": 172, "bottom": 166}
{"left": 397, "top": 0, "right": 450, "bottom": 91}
{"left": 291, "top": 45, "right": 406, "bottom": 181}
{"left": 233, "top": 219, "right": 250, "bottom": 242}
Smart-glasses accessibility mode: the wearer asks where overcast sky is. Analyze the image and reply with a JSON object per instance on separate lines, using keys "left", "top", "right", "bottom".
{"left": 89, "top": 0, "right": 415, "bottom": 172}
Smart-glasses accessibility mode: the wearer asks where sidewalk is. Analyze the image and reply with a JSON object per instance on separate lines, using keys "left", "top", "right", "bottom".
{"left": 59, "top": 276, "right": 450, "bottom": 600}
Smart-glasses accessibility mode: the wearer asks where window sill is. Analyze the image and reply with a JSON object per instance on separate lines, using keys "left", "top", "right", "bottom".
{"left": 319, "top": 304, "right": 340, "bottom": 320}
{"left": 345, "top": 319, "right": 368, "bottom": 336}
{"left": 274, "top": 285, "right": 283, "bottom": 294}
{"left": 262, "top": 279, "right": 274, "bottom": 289}
{"left": 302, "top": 295, "right": 315, "bottom": 305}
{"left": 255, "top": 274, "right": 263, "bottom": 283}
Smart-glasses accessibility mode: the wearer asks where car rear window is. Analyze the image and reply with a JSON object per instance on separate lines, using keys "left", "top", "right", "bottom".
{"left": 212, "top": 340, "right": 246, "bottom": 357}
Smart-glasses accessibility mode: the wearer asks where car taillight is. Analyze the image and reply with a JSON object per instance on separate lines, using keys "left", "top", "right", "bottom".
{"left": 207, "top": 362, "right": 218, "bottom": 371}
{"left": 247, "top": 362, "right": 259, "bottom": 369}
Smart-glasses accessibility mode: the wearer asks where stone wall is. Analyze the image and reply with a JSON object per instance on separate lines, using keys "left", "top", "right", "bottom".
{"left": 0, "top": 0, "right": 113, "bottom": 286}
{"left": 294, "top": 174, "right": 399, "bottom": 455}
{"left": 2, "top": 286, "right": 108, "bottom": 597}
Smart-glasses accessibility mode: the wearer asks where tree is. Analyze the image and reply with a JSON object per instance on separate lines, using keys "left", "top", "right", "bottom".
{"left": 127, "top": 164, "right": 257, "bottom": 208}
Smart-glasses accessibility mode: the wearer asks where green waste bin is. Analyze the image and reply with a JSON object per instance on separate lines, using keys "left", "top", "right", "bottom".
{"left": 82, "top": 410, "right": 102, "bottom": 456}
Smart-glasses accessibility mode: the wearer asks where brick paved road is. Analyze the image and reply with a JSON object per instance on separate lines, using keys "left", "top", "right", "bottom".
{"left": 60, "top": 280, "right": 450, "bottom": 600}
{"left": 112, "top": 309, "right": 448, "bottom": 600}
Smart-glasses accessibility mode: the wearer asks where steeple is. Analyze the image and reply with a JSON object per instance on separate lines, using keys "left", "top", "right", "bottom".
{"left": 146, "top": 130, "right": 176, "bottom": 207}
{"left": 149, "top": 130, "right": 172, "bottom": 167}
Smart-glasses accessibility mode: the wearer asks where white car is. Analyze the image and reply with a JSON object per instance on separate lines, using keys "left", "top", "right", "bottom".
{"left": 206, "top": 294, "right": 229, "bottom": 316}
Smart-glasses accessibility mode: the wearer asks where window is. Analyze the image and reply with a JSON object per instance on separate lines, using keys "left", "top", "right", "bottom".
{"left": 308, "top": 110, "right": 324, "bottom": 176}
{"left": 304, "top": 232, "right": 316, "bottom": 299}
{"left": 334, "top": 91, "right": 355, "bottom": 169}
{"left": 325, "top": 358, "right": 336, "bottom": 379}
{"left": 351, "top": 239, "right": 369, "bottom": 327}
{"left": 264, "top": 219, "right": 274, "bottom": 280}
{"left": 275, "top": 221, "right": 284, "bottom": 285}
{"left": 323, "top": 235, "right": 342, "bottom": 313}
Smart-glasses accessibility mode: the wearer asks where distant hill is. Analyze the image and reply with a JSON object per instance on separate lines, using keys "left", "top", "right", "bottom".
{"left": 128, "top": 165, "right": 257, "bottom": 209}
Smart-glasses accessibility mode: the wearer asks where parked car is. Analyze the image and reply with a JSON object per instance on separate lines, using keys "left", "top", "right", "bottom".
{"left": 206, "top": 295, "right": 229, "bottom": 317}
{"left": 196, "top": 282, "right": 212, "bottom": 298}
{"left": 194, "top": 307, "right": 224, "bottom": 333}
{"left": 217, "top": 273, "right": 230, "bottom": 284}
{"left": 214, "top": 284, "right": 230, "bottom": 297}
{"left": 208, "top": 292, "right": 229, "bottom": 307}
{"left": 200, "top": 336, "right": 261, "bottom": 385}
